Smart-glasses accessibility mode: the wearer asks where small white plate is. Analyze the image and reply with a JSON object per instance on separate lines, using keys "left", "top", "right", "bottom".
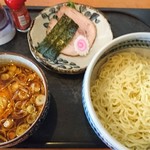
{"left": 27, "top": 3, "right": 113, "bottom": 74}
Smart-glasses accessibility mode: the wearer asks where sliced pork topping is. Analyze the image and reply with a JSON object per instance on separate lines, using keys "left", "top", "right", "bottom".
{"left": 57, "top": 6, "right": 96, "bottom": 48}
{"left": 37, "top": 5, "right": 97, "bottom": 60}
{"left": 36, "top": 14, "right": 79, "bottom": 61}
{"left": 46, "top": 5, "right": 97, "bottom": 57}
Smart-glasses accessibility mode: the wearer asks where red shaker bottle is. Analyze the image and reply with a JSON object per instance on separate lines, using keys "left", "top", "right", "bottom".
{"left": 5, "top": 0, "right": 31, "bottom": 32}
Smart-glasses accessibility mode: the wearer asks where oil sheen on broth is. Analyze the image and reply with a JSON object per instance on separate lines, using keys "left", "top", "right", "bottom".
{"left": 0, "top": 63, "right": 45, "bottom": 142}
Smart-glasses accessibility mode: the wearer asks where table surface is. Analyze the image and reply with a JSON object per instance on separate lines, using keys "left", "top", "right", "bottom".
{"left": 1, "top": 0, "right": 150, "bottom": 8}
{"left": 1, "top": 1, "right": 150, "bottom": 150}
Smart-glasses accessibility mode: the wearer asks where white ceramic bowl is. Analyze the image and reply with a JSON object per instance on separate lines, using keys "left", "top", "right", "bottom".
{"left": 82, "top": 32, "right": 150, "bottom": 150}
{"left": 0, "top": 52, "right": 49, "bottom": 148}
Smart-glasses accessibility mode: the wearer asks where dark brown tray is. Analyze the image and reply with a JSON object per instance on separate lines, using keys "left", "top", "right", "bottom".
{"left": 1, "top": 7, "right": 150, "bottom": 148}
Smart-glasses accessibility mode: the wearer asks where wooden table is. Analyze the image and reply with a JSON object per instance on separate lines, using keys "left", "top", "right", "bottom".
{"left": 9, "top": 148, "right": 108, "bottom": 150}
{"left": 1, "top": 0, "right": 150, "bottom": 8}
{"left": 1, "top": 0, "right": 150, "bottom": 150}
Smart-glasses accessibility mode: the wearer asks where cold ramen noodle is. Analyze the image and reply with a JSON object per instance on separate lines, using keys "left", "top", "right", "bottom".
{"left": 0, "top": 63, "right": 45, "bottom": 142}
{"left": 91, "top": 51, "right": 150, "bottom": 150}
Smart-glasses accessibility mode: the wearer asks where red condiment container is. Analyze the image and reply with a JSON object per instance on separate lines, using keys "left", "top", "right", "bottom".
{"left": 5, "top": 0, "right": 31, "bottom": 32}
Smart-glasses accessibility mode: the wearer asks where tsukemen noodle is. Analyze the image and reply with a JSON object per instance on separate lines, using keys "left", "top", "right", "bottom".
{"left": 0, "top": 63, "right": 45, "bottom": 142}
{"left": 91, "top": 51, "right": 150, "bottom": 150}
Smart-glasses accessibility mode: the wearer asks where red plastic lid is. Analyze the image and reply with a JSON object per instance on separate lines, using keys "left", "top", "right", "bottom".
{"left": 5, "top": 0, "right": 26, "bottom": 10}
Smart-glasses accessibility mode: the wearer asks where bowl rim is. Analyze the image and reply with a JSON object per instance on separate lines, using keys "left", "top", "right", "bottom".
{"left": 83, "top": 32, "right": 150, "bottom": 149}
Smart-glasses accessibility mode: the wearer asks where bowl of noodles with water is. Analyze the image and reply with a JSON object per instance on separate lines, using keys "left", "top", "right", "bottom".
{"left": 82, "top": 32, "right": 150, "bottom": 150}
{"left": 0, "top": 52, "right": 49, "bottom": 148}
